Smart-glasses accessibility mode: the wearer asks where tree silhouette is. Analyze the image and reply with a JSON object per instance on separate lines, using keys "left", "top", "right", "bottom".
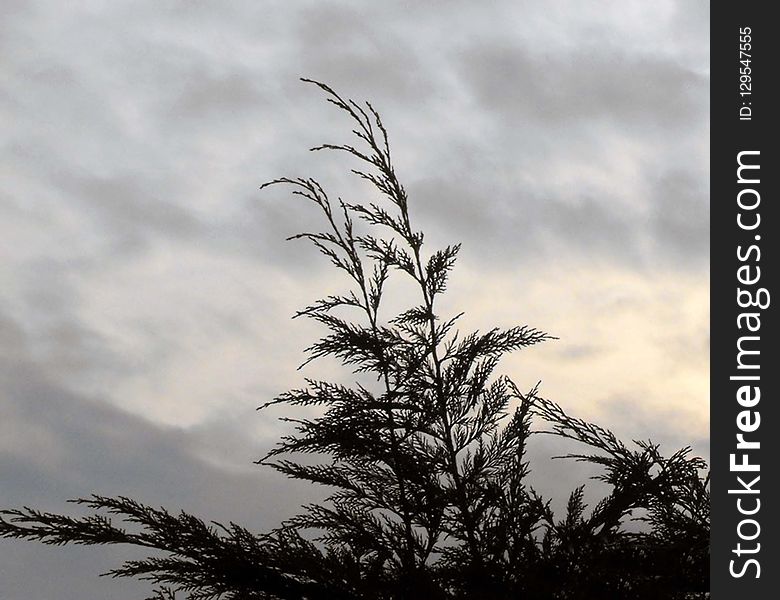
{"left": 0, "top": 81, "right": 709, "bottom": 600}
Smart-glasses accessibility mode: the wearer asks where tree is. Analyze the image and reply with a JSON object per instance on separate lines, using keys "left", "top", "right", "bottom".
{"left": 0, "top": 80, "right": 709, "bottom": 600}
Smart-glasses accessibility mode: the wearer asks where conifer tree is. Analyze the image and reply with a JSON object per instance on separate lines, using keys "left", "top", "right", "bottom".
{"left": 0, "top": 81, "right": 709, "bottom": 600}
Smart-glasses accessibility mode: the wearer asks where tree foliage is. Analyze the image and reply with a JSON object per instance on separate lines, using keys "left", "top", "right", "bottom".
{"left": 0, "top": 80, "right": 709, "bottom": 599}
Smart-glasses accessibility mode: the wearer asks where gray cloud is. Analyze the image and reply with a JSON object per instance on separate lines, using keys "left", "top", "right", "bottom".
{"left": 407, "top": 165, "right": 705, "bottom": 270}
{"left": 0, "top": 312, "right": 320, "bottom": 597}
{"left": 460, "top": 45, "right": 704, "bottom": 129}
{"left": 649, "top": 169, "right": 709, "bottom": 264}
{"left": 54, "top": 171, "right": 204, "bottom": 255}
{"left": 1, "top": 1, "right": 708, "bottom": 596}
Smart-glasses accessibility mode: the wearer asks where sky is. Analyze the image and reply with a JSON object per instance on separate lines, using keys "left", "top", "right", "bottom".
{"left": 0, "top": 1, "right": 709, "bottom": 597}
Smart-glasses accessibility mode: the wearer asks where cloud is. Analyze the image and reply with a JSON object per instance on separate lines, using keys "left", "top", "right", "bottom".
{"left": 1, "top": 1, "right": 708, "bottom": 596}
{"left": 0, "top": 311, "right": 322, "bottom": 597}
{"left": 459, "top": 44, "right": 704, "bottom": 129}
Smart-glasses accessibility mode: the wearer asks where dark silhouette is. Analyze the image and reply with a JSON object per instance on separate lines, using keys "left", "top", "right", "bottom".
{"left": 0, "top": 81, "right": 709, "bottom": 599}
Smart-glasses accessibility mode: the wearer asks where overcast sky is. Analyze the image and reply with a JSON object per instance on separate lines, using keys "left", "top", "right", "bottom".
{"left": 1, "top": 1, "right": 709, "bottom": 597}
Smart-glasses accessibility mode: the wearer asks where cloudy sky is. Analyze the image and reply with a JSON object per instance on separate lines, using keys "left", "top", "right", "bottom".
{"left": 1, "top": 1, "right": 708, "bottom": 597}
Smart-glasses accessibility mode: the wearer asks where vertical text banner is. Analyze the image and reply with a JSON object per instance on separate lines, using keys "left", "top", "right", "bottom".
{"left": 711, "top": 2, "right": 777, "bottom": 597}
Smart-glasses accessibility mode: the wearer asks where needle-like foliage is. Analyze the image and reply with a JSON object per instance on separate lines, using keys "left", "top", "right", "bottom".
{"left": 0, "top": 81, "right": 709, "bottom": 600}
